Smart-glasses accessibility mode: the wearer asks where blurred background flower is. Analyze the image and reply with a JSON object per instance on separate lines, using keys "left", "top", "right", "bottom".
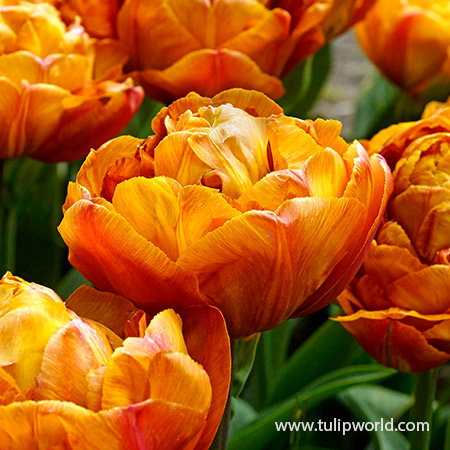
{"left": 0, "top": 1, "right": 142, "bottom": 161}
{"left": 0, "top": 272, "right": 230, "bottom": 449}
{"left": 356, "top": 0, "right": 450, "bottom": 94}
{"left": 58, "top": 88, "right": 392, "bottom": 338}
{"left": 335, "top": 103, "right": 450, "bottom": 372}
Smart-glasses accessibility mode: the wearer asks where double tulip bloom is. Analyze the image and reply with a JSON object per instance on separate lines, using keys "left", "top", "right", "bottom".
{"left": 356, "top": 0, "right": 450, "bottom": 93}
{"left": 0, "top": 1, "right": 142, "bottom": 161}
{"left": 42, "top": 0, "right": 376, "bottom": 102}
{"left": 59, "top": 88, "right": 392, "bottom": 338}
{"left": 0, "top": 273, "right": 230, "bottom": 449}
{"left": 336, "top": 103, "right": 450, "bottom": 372}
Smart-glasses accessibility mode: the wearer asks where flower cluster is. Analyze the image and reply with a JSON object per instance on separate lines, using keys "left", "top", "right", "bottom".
{"left": 335, "top": 101, "right": 450, "bottom": 372}
{"left": 0, "top": 272, "right": 230, "bottom": 449}
{"left": 0, "top": 0, "right": 142, "bottom": 161}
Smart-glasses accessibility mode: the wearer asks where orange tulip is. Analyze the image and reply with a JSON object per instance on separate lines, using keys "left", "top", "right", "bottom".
{"left": 356, "top": 0, "right": 450, "bottom": 92}
{"left": 58, "top": 88, "right": 392, "bottom": 338}
{"left": 335, "top": 105, "right": 450, "bottom": 372}
{"left": 36, "top": 0, "right": 121, "bottom": 38}
{"left": 0, "top": 1, "right": 143, "bottom": 162}
{"left": 0, "top": 272, "right": 230, "bottom": 449}
{"left": 110, "top": 0, "right": 373, "bottom": 102}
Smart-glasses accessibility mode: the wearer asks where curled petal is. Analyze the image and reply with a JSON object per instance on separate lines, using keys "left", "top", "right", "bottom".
{"left": 133, "top": 49, "right": 285, "bottom": 103}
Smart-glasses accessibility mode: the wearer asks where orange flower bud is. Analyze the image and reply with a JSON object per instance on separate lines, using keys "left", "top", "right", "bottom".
{"left": 356, "top": 0, "right": 450, "bottom": 92}
{"left": 0, "top": 1, "right": 143, "bottom": 162}
{"left": 0, "top": 273, "right": 230, "bottom": 449}
{"left": 58, "top": 88, "right": 392, "bottom": 338}
{"left": 335, "top": 104, "right": 450, "bottom": 372}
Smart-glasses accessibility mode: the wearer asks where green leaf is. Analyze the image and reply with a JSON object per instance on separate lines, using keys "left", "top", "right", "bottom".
{"left": 338, "top": 385, "right": 412, "bottom": 450}
{"left": 279, "top": 44, "right": 331, "bottom": 117}
{"left": 229, "top": 397, "right": 259, "bottom": 437}
{"left": 268, "top": 320, "right": 367, "bottom": 404}
{"left": 233, "top": 335, "right": 260, "bottom": 398}
{"left": 354, "top": 70, "right": 423, "bottom": 139}
{"left": 228, "top": 365, "right": 395, "bottom": 450}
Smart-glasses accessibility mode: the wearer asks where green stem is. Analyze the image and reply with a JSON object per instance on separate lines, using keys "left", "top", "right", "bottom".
{"left": 409, "top": 369, "right": 437, "bottom": 450}
{"left": 210, "top": 339, "right": 234, "bottom": 450}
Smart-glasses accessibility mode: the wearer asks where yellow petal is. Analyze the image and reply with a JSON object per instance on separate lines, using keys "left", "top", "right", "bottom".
{"left": 145, "top": 309, "right": 187, "bottom": 354}
{"left": 66, "top": 285, "right": 142, "bottom": 339}
{"left": 237, "top": 169, "right": 310, "bottom": 211}
{"left": 299, "top": 148, "right": 348, "bottom": 197}
{"left": 177, "top": 185, "right": 240, "bottom": 254}
{"left": 267, "top": 115, "right": 324, "bottom": 170}
{"left": 113, "top": 176, "right": 181, "bottom": 261}
{"left": 154, "top": 131, "right": 210, "bottom": 186}
{"left": 35, "top": 318, "right": 113, "bottom": 407}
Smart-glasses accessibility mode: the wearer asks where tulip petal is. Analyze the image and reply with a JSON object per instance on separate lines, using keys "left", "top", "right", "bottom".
{"left": 267, "top": 116, "right": 324, "bottom": 170}
{"left": 69, "top": 135, "right": 144, "bottom": 204}
{"left": 299, "top": 148, "right": 348, "bottom": 197}
{"left": 72, "top": 400, "right": 207, "bottom": 450}
{"left": 113, "top": 177, "right": 181, "bottom": 261}
{"left": 363, "top": 243, "right": 426, "bottom": 286}
{"left": 277, "top": 197, "right": 366, "bottom": 313}
{"left": 336, "top": 311, "right": 450, "bottom": 371}
{"left": 148, "top": 351, "right": 211, "bottom": 414}
{"left": 0, "top": 296, "right": 71, "bottom": 390}
{"left": 390, "top": 185, "right": 450, "bottom": 260}
{"left": 176, "top": 186, "right": 240, "bottom": 254}
{"left": 387, "top": 265, "right": 450, "bottom": 314}
{"left": 181, "top": 304, "right": 231, "bottom": 450}
{"left": 66, "top": 285, "right": 142, "bottom": 339}
{"left": 58, "top": 200, "right": 205, "bottom": 315}
{"left": 222, "top": 8, "right": 290, "bottom": 73}
{"left": 154, "top": 131, "right": 210, "bottom": 186}
{"left": 188, "top": 110, "right": 269, "bottom": 198}
{"left": 178, "top": 210, "right": 293, "bottom": 337}
{"left": 212, "top": 88, "right": 283, "bottom": 117}
{"left": 238, "top": 169, "right": 310, "bottom": 211}
{"left": 415, "top": 200, "right": 450, "bottom": 261}
{"left": 134, "top": 49, "right": 285, "bottom": 103}
{"left": 167, "top": 0, "right": 267, "bottom": 47}
{"left": 376, "top": 221, "right": 417, "bottom": 256}
{"left": 117, "top": 0, "right": 201, "bottom": 70}
{"left": 145, "top": 309, "right": 187, "bottom": 354}
{"left": 35, "top": 318, "right": 113, "bottom": 407}
{"left": 423, "top": 320, "right": 450, "bottom": 353}
{"left": 0, "top": 400, "right": 88, "bottom": 449}
{"left": 36, "top": 79, "right": 143, "bottom": 162}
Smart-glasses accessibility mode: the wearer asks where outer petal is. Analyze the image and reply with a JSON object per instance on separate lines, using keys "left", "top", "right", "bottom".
{"left": 277, "top": 197, "right": 366, "bottom": 314}
{"left": 334, "top": 310, "right": 450, "bottom": 372}
{"left": 58, "top": 200, "right": 206, "bottom": 314}
{"left": 66, "top": 285, "right": 143, "bottom": 339}
{"left": 34, "top": 80, "right": 143, "bottom": 162}
{"left": 178, "top": 210, "right": 293, "bottom": 337}
{"left": 133, "top": 49, "right": 285, "bottom": 103}
{"left": 181, "top": 304, "right": 231, "bottom": 450}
